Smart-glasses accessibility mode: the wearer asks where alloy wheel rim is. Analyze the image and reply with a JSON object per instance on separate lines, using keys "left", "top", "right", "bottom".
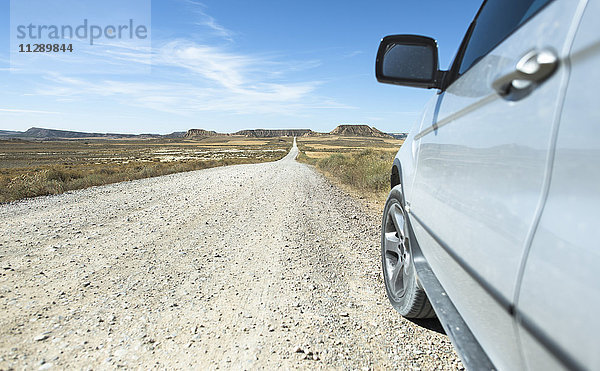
{"left": 383, "top": 203, "right": 411, "bottom": 300}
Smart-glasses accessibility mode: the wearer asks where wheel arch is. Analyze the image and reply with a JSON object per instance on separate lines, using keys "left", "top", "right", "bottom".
{"left": 391, "top": 158, "right": 405, "bottom": 206}
{"left": 390, "top": 158, "right": 402, "bottom": 188}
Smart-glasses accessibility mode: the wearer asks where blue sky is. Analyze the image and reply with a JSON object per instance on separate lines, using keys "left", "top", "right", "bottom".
{"left": 0, "top": 0, "right": 481, "bottom": 134}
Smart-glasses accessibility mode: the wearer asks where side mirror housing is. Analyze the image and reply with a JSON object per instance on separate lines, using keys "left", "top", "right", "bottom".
{"left": 375, "top": 35, "right": 443, "bottom": 89}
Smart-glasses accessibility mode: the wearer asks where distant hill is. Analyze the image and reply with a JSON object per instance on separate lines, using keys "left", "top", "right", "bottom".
{"left": 0, "top": 129, "right": 23, "bottom": 137}
{"left": 234, "top": 129, "right": 315, "bottom": 138}
{"left": 0, "top": 126, "right": 401, "bottom": 141}
{"left": 330, "top": 125, "right": 392, "bottom": 138}
{"left": 163, "top": 131, "right": 186, "bottom": 139}
{"left": 0, "top": 127, "right": 184, "bottom": 140}
{"left": 5, "top": 127, "right": 148, "bottom": 139}
{"left": 184, "top": 129, "right": 229, "bottom": 138}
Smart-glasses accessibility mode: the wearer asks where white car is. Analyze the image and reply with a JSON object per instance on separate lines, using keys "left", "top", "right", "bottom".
{"left": 375, "top": 0, "right": 600, "bottom": 369}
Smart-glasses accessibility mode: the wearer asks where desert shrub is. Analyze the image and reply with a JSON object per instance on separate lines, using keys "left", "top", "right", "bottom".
{"left": 3, "top": 170, "right": 65, "bottom": 201}
{"left": 316, "top": 150, "right": 392, "bottom": 193}
{"left": 97, "top": 167, "right": 118, "bottom": 175}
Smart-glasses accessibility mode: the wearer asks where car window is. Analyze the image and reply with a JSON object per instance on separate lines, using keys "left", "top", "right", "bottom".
{"left": 458, "top": 0, "right": 554, "bottom": 75}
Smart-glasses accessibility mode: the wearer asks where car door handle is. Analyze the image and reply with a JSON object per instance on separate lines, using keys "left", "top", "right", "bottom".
{"left": 492, "top": 49, "right": 559, "bottom": 99}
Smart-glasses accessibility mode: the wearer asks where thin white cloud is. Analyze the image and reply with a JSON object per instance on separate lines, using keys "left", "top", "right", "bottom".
{"left": 194, "top": 18, "right": 234, "bottom": 41}
{"left": 343, "top": 51, "right": 364, "bottom": 59}
{"left": 30, "top": 38, "right": 351, "bottom": 116}
{"left": 157, "top": 40, "right": 252, "bottom": 89}
{"left": 184, "top": 0, "right": 235, "bottom": 41}
{"left": 0, "top": 108, "right": 60, "bottom": 114}
{"left": 35, "top": 74, "right": 348, "bottom": 117}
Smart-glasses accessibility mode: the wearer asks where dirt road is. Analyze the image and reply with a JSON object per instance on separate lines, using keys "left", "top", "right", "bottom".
{"left": 0, "top": 140, "right": 461, "bottom": 369}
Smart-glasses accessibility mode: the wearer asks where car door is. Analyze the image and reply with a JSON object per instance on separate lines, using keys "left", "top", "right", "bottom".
{"left": 516, "top": 1, "right": 600, "bottom": 369}
{"left": 407, "top": 0, "right": 585, "bottom": 369}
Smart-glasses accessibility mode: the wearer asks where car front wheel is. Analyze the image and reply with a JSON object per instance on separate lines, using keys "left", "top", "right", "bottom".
{"left": 381, "top": 187, "right": 435, "bottom": 318}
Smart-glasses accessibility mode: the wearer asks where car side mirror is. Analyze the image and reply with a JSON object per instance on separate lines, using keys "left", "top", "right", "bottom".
{"left": 375, "top": 35, "right": 442, "bottom": 89}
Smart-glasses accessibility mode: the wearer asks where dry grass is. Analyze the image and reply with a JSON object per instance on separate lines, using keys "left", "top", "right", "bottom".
{"left": 297, "top": 135, "right": 402, "bottom": 155}
{"left": 316, "top": 150, "right": 395, "bottom": 192}
{"left": 0, "top": 137, "right": 291, "bottom": 203}
{"left": 303, "top": 151, "right": 333, "bottom": 159}
{"left": 296, "top": 135, "right": 403, "bottom": 201}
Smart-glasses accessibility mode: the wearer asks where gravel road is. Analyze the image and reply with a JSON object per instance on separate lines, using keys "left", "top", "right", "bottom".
{"left": 0, "top": 140, "right": 462, "bottom": 370}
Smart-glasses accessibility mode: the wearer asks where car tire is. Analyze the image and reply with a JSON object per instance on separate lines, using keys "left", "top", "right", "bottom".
{"left": 381, "top": 187, "right": 435, "bottom": 318}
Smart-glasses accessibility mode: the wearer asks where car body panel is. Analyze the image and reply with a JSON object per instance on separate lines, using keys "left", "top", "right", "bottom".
{"left": 393, "top": 0, "right": 586, "bottom": 368}
{"left": 395, "top": 94, "right": 438, "bottom": 203}
{"left": 517, "top": 0, "right": 600, "bottom": 369}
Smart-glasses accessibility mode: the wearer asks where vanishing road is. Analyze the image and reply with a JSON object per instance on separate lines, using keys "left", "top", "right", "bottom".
{"left": 0, "top": 140, "right": 461, "bottom": 369}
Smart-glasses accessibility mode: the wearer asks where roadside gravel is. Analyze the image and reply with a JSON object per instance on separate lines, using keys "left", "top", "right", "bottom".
{"left": 0, "top": 142, "right": 462, "bottom": 369}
